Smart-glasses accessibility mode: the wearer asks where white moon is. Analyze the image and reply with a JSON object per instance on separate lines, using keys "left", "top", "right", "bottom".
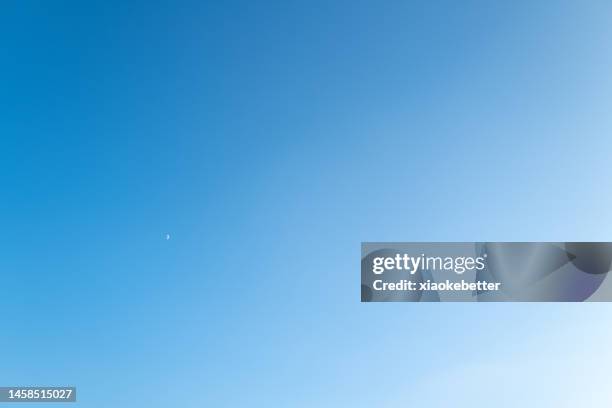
{"left": 164, "top": 233, "right": 171, "bottom": 240}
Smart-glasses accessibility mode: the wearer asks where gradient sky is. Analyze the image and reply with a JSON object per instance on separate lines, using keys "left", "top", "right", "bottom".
{"left": 1, "top": 1, "right": 612, "bottom": 406}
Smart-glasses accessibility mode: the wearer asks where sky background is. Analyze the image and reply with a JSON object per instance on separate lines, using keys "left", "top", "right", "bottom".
{"left": 1, "top": 0, "right": 612, "bottom": 406}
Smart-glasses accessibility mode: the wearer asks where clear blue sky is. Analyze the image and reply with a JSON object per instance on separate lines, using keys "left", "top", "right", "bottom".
{"left": 1, "top": 1, "right": 612, "bottom": 406}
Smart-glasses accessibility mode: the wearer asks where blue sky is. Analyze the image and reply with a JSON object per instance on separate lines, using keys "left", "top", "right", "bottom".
{"left": 1, "top": 1, "right": 612, "bottom": 406}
